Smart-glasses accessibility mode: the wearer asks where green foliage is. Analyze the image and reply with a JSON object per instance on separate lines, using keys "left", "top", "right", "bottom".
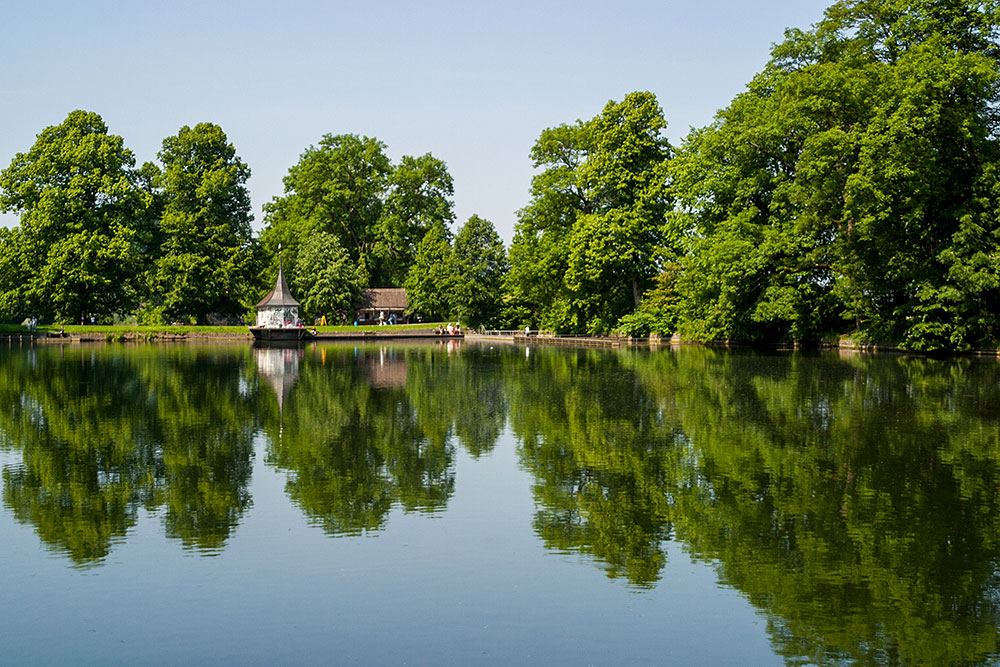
{"left": 0, "top": 110, "right": 154, "bottom": 323}
{"left": 6, "top": 0, "right": 1000, "bottom": 355}
{"left": 0, "top": 228, "right": 30, "bottom": 322}
{"left": 260, "top": 135, "right": 453, "bottom": 289}
{"left": 292, "top": 232, "right": 362, "bottom": 319}
{"left": 404, "top": 223, "right": 458, "bottom": 321}
{"left": 378, "top": 154, "right": 455, "bottom": 285}
{"left": 507, "top": 92, "right": 673, "bottom": 333}
{"left": 452, "top": 214, "right": 508, "bottom": 327}
{"left": 671, "top": 0, "right": 1000, "bottom": 350}
{"left": 503, "top": 220, "right": 570, "bottom": 330}
{"left": 147, "top": 123, "right": 262, "bottom": 324}
{"left": 614, "top": 264, "right": 681, "bottom": 336}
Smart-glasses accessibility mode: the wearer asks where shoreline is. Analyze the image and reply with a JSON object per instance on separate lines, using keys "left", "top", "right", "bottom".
{"left": 7, "top": 328, "right": 466, "bottom": 343}
{"left": 2, "top": 328, "right": 998, "bottom": 358}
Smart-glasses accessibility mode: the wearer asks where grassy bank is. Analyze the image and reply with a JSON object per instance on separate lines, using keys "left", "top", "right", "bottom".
{"left": 45, "top": 325, "right": 245, "bottom": 335}
{"left": 21, "top": 321, "right": 446, "bottom": 340}
{"left": 315, "top": 322, "right": 441, "bottom": 332}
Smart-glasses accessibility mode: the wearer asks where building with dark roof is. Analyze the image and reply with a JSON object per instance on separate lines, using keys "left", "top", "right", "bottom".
{"left": 356, "top": 288, "right": 408, "bottom": 324}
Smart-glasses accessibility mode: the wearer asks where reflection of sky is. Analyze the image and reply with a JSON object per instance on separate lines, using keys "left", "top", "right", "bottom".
{"left": 0, "top": 431, "right": 777, "bottom": 665}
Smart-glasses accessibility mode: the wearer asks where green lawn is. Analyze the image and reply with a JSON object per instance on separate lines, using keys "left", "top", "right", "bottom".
{"left": 39, "top": 324, "right": 244, "bottom": 335}
{"left": 24, "top": 322, "right": 447, "bottom": 336}
{"left": 315, "top": 322, "right": 442, "bottom": 332}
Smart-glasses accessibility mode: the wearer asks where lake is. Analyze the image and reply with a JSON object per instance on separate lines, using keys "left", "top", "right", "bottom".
{"left": 1, "top": 340, "right": 999, "bottom": 665}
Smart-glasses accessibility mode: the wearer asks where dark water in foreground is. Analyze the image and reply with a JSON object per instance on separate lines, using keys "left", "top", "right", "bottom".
{"left": 2, "top": 340, "right": 1000, "bottom": 665}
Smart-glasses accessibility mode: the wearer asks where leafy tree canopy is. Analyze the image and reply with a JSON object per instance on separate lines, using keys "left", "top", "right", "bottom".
{"left": 260, "top": 134, "right": 453, "bottom": 291}
{"left": 507, "top": 92, "right": 673, "bottom": 333}
{"left": 670, "top": 0, "right": 1000, "bottom": 350}
{"left": 404, "top": 222, "right": 458, "bottom": 322}
{"left": 292, "top": 231, "right": 362, "bottom": 320}
{"left": 0, "top": 110, "right": 154, "bottom": 322}
{"left": 145, "top": 122, "right": 261, "bottom": 324}
{"left": 453, "top": 214, "right": 508, "bottom": 327}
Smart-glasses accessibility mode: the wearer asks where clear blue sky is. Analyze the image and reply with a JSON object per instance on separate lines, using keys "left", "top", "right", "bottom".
{"left": 1, "top": 0, "right": 830, "bottom": 243}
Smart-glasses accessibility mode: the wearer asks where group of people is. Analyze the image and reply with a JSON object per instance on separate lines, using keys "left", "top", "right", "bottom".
{"left": 318, "top": 312, "right": 349, "bottom": 327}
{"left": 435, "top": 323, "right": 462, "bottom": 335}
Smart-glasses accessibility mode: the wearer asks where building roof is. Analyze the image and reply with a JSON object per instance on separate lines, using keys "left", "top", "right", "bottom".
{"left": 363, "top": 357, "right": 408, "bottom": 388}
{"left": 358, "top": 287, "right": 408, "bottom": 311}
{"left": 255, "top": 261, "right": 300, "bottom": 309}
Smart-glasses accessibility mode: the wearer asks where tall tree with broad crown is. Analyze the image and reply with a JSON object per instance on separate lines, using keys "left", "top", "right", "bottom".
{"left": 146, "top": 122, "right": 261, "bottom": 324}
{"left": 0, "top": 110, "right": 154, "bottom": 323}
{"left": 376, "top": 153, "right": 455, "bottom": 286}
{"left": 453, "top": 214, "right": 508, "bottom": 327}
{"left": 260, "top": 134, "right": 453, "bottom": 290}
{"left": 506, "top": 92, "right": 673, "bottom": 333}
{"left": 671, "top": 0, "right": 1000, "bottom": 350}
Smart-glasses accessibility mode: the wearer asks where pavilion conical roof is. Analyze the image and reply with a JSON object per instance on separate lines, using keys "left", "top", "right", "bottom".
{"left": 255, "top": 259, "right": 300, "bottom": 309}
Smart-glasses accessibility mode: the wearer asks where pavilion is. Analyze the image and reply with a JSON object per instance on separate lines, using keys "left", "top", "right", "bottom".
{"left": 255, "top": 260, "right": 301, "bottom": 328}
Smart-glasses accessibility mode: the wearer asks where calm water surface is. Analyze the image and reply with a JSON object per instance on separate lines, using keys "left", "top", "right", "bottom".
{"left": 2, "top": 341, "right": 1000, "bottom": 665}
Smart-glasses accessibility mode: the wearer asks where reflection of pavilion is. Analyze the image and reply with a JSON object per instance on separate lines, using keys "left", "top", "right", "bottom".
{"left": 255, "top": 346, "right": 301, "bottom": 414}
{"left": 362, "top": 347, "right": 407, "bottom": 389}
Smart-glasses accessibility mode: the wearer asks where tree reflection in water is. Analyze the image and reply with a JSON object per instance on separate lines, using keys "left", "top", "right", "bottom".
{"left": 512, "top": 346, "right": 1000, "bottom": 664}
{"left": 263, "top": 344, "right": 456, "bottom": 536}
{"left": 0, "top": 344, "right": 258, "bottom": 563}
{"left": 260, "top": 342, "right": 509, "bottom": 536}
{"left": 4, "top": 342, "right": 1000, "bottom": 662}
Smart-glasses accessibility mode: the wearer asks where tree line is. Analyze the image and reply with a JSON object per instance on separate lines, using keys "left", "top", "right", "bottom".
{"left": 508, "top": 0, "right": 1000, "bottom": 351}
{"left": 3, "top": 0, "right": 1000, "bottom": 350}
{"left": 0, "top": 117, "right": 507, "bottom": 327}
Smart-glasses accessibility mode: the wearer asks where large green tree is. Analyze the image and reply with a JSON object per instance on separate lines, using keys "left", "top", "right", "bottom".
{"left": 378, "top": 153, "right": 456, "bottom": 285}
{"left": 671, "top": 0, "right": 1000, "bottom": 350}
{"left": 260, "top": 134, "right": 453, "bottom": 289}
{"left": 145, "top": 123, "right": 261, "bottom": 324}
{"left": 0, "top": 110, "right": 154, "bottom": 322}
{"left": 404, "top": 222, "right": 457, "bottom": 322}
{"left": 507, "top": 92, "right": 673, "bottom": 333}
{"left": 0, "top": 227, "right": 31, "bottom": 322}
{"left": 292, "top": 231, "right": 362, "bottom": 320}
{"left": 452, "top": 214, "right": 508, "bottom": 327}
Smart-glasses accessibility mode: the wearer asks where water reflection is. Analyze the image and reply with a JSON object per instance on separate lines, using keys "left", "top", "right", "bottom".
{"left": 3, "top": 342, "right": 1000, "bottom": 662}
{"left": 0, "top": 345, "right": 257, "bottom": 564}
{"left": 508, "top": 347, "right": 674, "bottom": 587}
{"left": 263, "top": 344, "right": 458, "bottom": 536}
{"left": 362, "top": 347, "right": 408, "bottom": 389}
{"left": 254, "top": 346, "right": 301, "bottom": 418}
{"left": 510, "top": 346, "right": 1000, "bottom": 664}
